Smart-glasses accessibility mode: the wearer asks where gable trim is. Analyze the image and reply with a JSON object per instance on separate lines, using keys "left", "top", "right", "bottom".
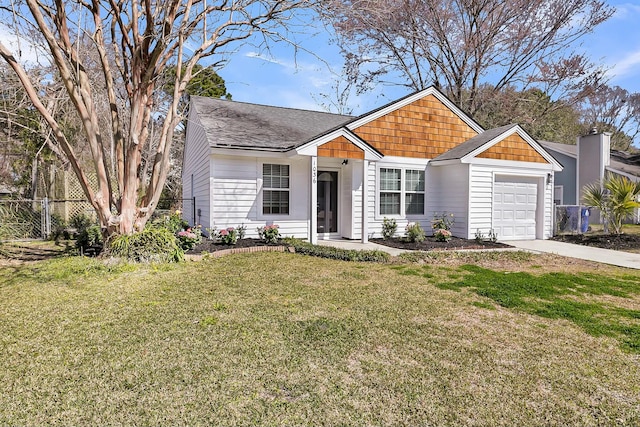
{"left": 463, "top": 125, "right": 563, "bottom": 171}
{"left": 295, "top": 127, "right": 383, "bottom": 161}
{"left": 345, "top": 86, "right": 485, "bottom": 134}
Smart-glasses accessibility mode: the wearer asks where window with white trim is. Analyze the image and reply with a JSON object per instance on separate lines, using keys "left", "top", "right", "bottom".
{"left": 405, "top": 169, "right": 425, "bottom": 215}
{"left": 379, "top": 168, "right": 401, "bottom": 215}
{"left": 378, "top": 167, "right": 425, "bottom": 216}
{"left": 263, "top": 164, "right": 290, "bottom": 215}
{"left": 554, "top": 185, "right": 563, "bottom": 205}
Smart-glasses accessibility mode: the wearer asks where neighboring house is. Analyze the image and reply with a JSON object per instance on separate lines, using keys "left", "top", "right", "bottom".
{"left": 182, "top": 87, "right": 562, "bottom": 242}
{"left": 539, "top": 133, "right": 640, "bottom": 224}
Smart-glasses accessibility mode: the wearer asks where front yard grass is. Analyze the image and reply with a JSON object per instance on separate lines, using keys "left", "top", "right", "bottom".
{"left": 1, "top": 252, "right": 639, "bottom": 425}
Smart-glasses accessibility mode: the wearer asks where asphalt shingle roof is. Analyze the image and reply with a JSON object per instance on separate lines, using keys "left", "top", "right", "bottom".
{"left": 190, "top": 96, "right": 353, "bottom": 151}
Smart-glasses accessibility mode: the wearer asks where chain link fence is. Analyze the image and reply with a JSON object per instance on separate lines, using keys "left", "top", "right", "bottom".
{"left": 555, "top": 205, "right": 591, "bottom": 235}
{"left": 0, "top": 198, "right": 195, "bottom": 241}
{"left": 0, "top": 199, "right": 47, "bottom": 240}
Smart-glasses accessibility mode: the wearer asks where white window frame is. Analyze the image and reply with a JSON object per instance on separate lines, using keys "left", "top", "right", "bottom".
{"left": 404, "top": 169, "right": 426, "bottom": 216}
{"left": 554, "top": 185, "right": 564, "bottom": 205}
{"left": 379, "top": 167, "right": 402, "bottom": 216}
{"left": 261, "top": 162, "right": 291, "bottom": 217}
{"left": 376, "top": 165, "right": 426, "bottom": 219}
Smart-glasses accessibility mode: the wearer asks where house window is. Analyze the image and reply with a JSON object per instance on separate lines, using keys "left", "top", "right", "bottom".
{"left": 263, "top": 164, "right": 290, "bottom": 215}
{"left": 405, "top": 170, "right": 425, "bottom": 215}
{"left": 378, "top": 167, "right": 426, "bottom": 216}
{"left": 554, "top": 185, "right": 563, "bottom": 205}
{"left": 380, "top": 168, "right": 401, "bottom": 215}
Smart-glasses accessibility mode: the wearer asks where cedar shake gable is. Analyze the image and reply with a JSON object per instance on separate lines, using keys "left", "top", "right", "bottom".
{"left": 433, "top": 124, "right": 561, "bottom": 170}
{"left": 346, "top": 91, "right": 482, "bottom": 159}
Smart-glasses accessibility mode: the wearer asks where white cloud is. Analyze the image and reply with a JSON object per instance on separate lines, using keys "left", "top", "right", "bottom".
{"left": 0, "top": 26, "right": 45, "bottom": 66}
{"left": 609, "top": 48, "right": 640, "bottom": 78}
{"left": 613, "top": 2, "right": 640, "bottom": 19}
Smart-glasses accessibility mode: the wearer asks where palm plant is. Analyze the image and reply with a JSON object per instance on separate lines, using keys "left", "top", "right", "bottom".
{"left": 582, "top": 174, "right": 640, "bottom": 234}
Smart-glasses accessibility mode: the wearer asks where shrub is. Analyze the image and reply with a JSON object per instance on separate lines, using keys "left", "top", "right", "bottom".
{"left": 405, "top": 222, "right": 425, "bottom": 243}
{"left": 582, "top": 173, "right": 640, "bottom": 235}
{"left": 488, "top": 229, "right": 498, "bottom": 243}
{"left": 434, "top": 228, "right": 452, "bottom": 242}
{"left": 176, "top": 227, "right": 202, "bottom": 250}
{"left": 218, "top": 227, "right": 239, "bottom": 245}
{"left": 284, "top": 238, "right": 391, "bottom": 263}
{"left": 74, "top": 214, "right": 104, "bottom": 256}
{"left": 381, "top": 217, "right": 397, "bottom": 240}
{"left": 153, "top": 210, "right": 189, "bottom": 234}
{"left": 431, "top": 212, "right": 454, "bottom": 232}
{"left": 237, "top": 224, "right": 247, "bottom": 239}
{"left": 258, "top": 224, "right": 280, "bottom": 244}
{"left": 70, "top": 213, "right": 94, "bottom": 232}
{"left": 108, "top": 228, "right": 184, "bottom": 263}
{"left": 474, "top": 229, "right": 485, "bottom": 244}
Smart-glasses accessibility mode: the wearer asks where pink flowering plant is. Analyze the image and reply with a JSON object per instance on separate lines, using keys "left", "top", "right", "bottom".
{"left": 176, "top": 225, "right": 202, "bottom": 250}
{"left": 257, "top": 224, "right": 280, "bottom": 244}
{"left": 217, "top": 227, "right": 239, "bottom": 245}
{"left": 431, "top": 212, "right": 454, "bottom": 232}
{"left": 434, "top": 228, "right": 452, "bottom": 242}
{"left": 431, "top": 212, "right": 454, "bottom": 242}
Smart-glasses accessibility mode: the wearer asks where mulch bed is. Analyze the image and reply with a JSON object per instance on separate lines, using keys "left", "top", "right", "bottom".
{"left": 187, "top": 236, "right": 511, "bottom": 255}
{"left": 551, "top": 233, "right": 640, "bottom": 251}
{"left": 369, "top": 236, "right": 511, "bottom": 251}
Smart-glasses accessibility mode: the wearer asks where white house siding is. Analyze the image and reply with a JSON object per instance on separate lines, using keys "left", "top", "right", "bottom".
{"left": 427, "top": 164, "right": 470, "bottom": 238}
{"left": 469, "top": 164, "right": 554, "bottom": 240}
{"left": 182, "top": 108, "right": 211, "bottom": 228}
{"left": 210, "top": 154, "right": 310, "bottom": 238}
{"left": 340, "top": 162, "right": 354, "bottom": 238}
{"left": 351, "top": 162, "right": 364, "bottom": 239}
{"left": 467, "top": 166, "right": 494, "bottom": 238}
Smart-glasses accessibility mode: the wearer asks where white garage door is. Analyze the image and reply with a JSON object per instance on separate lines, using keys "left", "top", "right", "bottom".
{"left": 493, "top": 177, "right": 538, "bottom": 240}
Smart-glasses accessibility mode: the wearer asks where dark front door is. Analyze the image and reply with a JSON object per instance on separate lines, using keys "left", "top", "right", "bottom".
{"left": 317, "top": 171, "right": 338, "bottom": 233}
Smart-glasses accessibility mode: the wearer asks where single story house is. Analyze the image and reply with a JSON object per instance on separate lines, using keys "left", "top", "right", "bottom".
{"left": 182, "top": 87, "right": 562, "bottom": 242}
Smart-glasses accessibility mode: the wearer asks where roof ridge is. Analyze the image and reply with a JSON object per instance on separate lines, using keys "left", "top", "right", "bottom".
{"left": 190, "top": 95, "right": 353, "bottom": 119}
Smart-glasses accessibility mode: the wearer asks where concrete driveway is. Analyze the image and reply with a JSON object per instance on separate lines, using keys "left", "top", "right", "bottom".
{"left": 506, "top": 240, "right": 640, "bottom": 270}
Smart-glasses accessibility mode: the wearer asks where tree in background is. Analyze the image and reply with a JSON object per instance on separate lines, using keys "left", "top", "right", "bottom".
{"left": 0, "top": 0, "right": 313, "bottom": 236}
{"left": 158, "top": 64, "right": 233, "bottom": 203}
{"left": 469, "top": 85, "right": 582, "bottom": 145}
{"left": 579, "top": 85, "right": 640, "bottom": 151}
{"left": 320, "top": 0, "right": 613, "bottom": 118}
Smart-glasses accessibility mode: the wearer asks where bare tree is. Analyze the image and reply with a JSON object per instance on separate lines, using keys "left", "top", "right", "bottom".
{"left": 320, "top": 0, "right": 613, "bottom": 116}
{"left": 580, "top": 85, "right": 640, "bottom": 151}
{"left": 0, "top": 0, "right": 314, "bottom": 236}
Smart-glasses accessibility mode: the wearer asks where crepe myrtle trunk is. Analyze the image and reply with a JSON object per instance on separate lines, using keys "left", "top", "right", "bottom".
{"left": 0, "top": 0, "right": 315, "bottom": 238}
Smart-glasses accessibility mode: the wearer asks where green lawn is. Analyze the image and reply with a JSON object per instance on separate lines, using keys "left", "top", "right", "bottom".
{"left": 1, "top": 251, "right": 639, "bottom": 425}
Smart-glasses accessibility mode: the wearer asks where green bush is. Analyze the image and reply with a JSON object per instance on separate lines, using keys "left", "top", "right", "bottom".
{"left": 108, "top": 228, "right": 184, "bottom": 263}
{"left": 151, "top": 211, "right": 190, "bottom": 234}
{"left": 381, "top": 217, "right": 397, "bottom": 240}
{"left": 258, "top": 224, "right": 280, "bottom": 243}
{"left": 73, "top": 213, "right": 104, "bottom": 256}
{"left": 404, "top": 222, "right": 425, "bottom": 243}
{"left": 284, "top": 238, "right": 390, "bottom": 263}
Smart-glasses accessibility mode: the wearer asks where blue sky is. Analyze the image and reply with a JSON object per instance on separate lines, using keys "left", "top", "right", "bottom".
{"left": 1, "top": 1, "right": 638, "bottom": 115}
{"left": 220, "top": 0, "right": 640, "bottom": 116}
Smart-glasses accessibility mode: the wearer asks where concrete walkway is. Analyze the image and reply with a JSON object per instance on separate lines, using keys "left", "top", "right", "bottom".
{"left": 506, "top": 240, "right": 640, "bottom": 270}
